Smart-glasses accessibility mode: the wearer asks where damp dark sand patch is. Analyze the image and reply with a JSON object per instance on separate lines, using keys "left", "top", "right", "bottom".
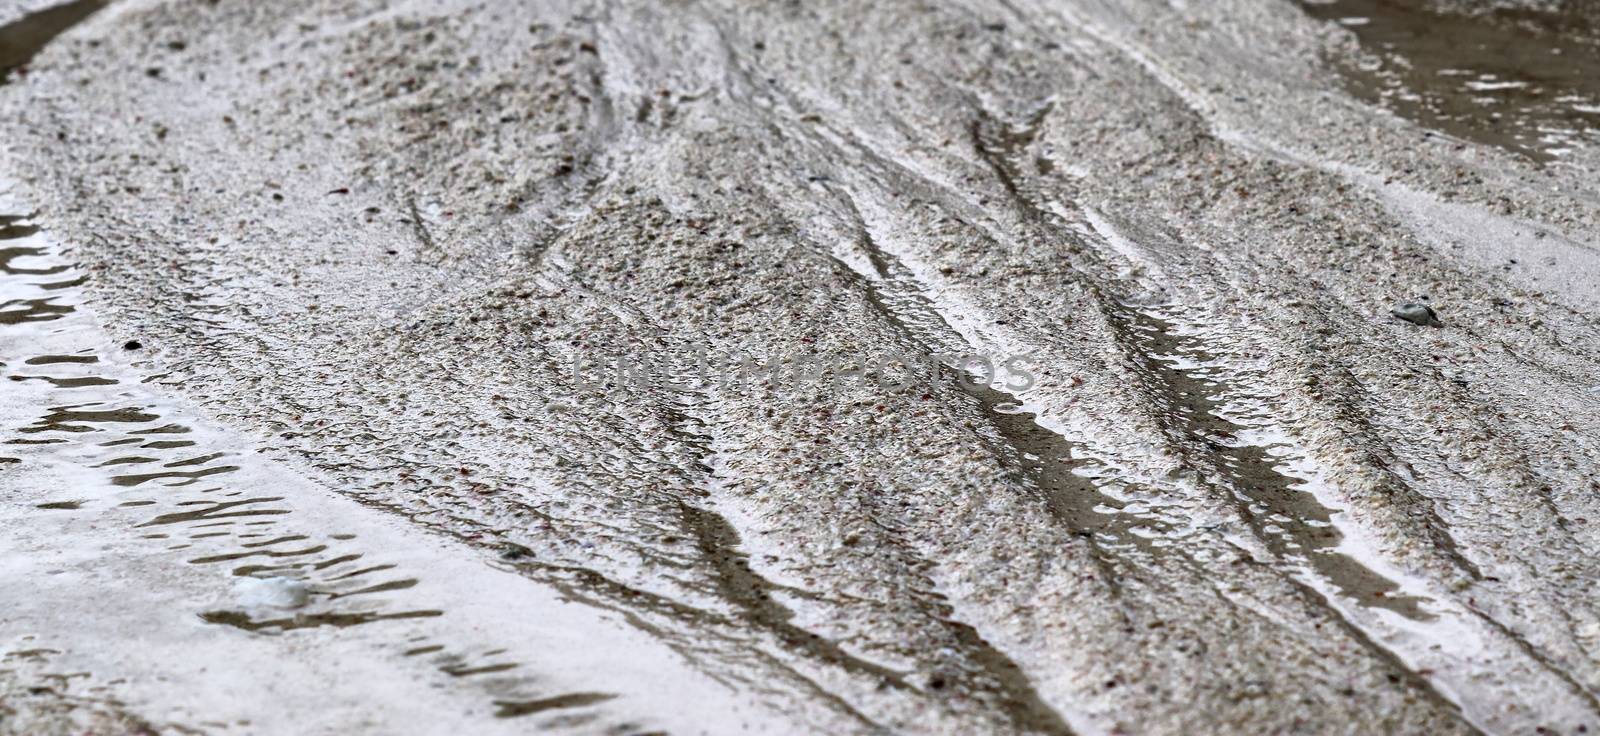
{"left": 34, "top": 499, "right": 83, "bottom": 509}
{"left": 23, "top": 354, "right": 98, "bottom": 365}
{"left": 0, "top": 0, "right": 105, "bottom": 78}
{"left": 199, "top": 609, "right": 444, "bottom": 633}
{"left": 10, "top": 373, "right": 118, "bottom": 387}
{"left": 494, "top": 692, "right": 617, "bottom": 719}
{"left": 1298, "top": 0, "right": 1600, "bottom": 160}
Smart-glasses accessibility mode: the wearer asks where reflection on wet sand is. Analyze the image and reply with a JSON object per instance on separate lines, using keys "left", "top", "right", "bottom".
{"left": 1300, "top": 0, "right": 1600, "bottom": 159}
{"left": 0, "top": 0, "right": 105, "bottom": 77}
{"left": 0, "top": 213, "right": 619, "bottom": 726}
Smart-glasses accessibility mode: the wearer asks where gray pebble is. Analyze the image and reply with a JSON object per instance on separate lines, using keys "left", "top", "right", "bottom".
{"left": 1392, "top": 302, "right": 1444, "bottom": 328}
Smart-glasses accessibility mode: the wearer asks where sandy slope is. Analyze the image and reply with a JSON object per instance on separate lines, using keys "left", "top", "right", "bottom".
{"left": 3, "top": 0, "right": 1600, "bottom": 733}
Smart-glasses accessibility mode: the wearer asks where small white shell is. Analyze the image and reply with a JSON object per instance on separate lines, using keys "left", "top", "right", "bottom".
{"left": 234, "top": 576, "right": 310, "bottom": 609}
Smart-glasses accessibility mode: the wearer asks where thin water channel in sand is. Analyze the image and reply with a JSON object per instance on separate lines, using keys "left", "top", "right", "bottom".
{"left": 1117, "top": 305, "right": 1434, "bottom": 620}
{"left": 1299, "top": 0, "right": 1600, "bottom": 160}
{"left": 836, "top": 192, "right": 1432, "bottom": 624}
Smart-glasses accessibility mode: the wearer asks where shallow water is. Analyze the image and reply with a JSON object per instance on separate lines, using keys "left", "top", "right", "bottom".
{"left": 0, "top": 0, "right": 102, "bottom": 77}
{"left": 1299, "top": 0, "right": 1600, "bottom": 159}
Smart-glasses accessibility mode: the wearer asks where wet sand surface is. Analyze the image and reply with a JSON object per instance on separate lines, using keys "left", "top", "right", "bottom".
{"left": 0, "top": 208, "right": 779, "bottom": 733}
{"left": 1, "top": 0, "right": 1599, "bottom": 733}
